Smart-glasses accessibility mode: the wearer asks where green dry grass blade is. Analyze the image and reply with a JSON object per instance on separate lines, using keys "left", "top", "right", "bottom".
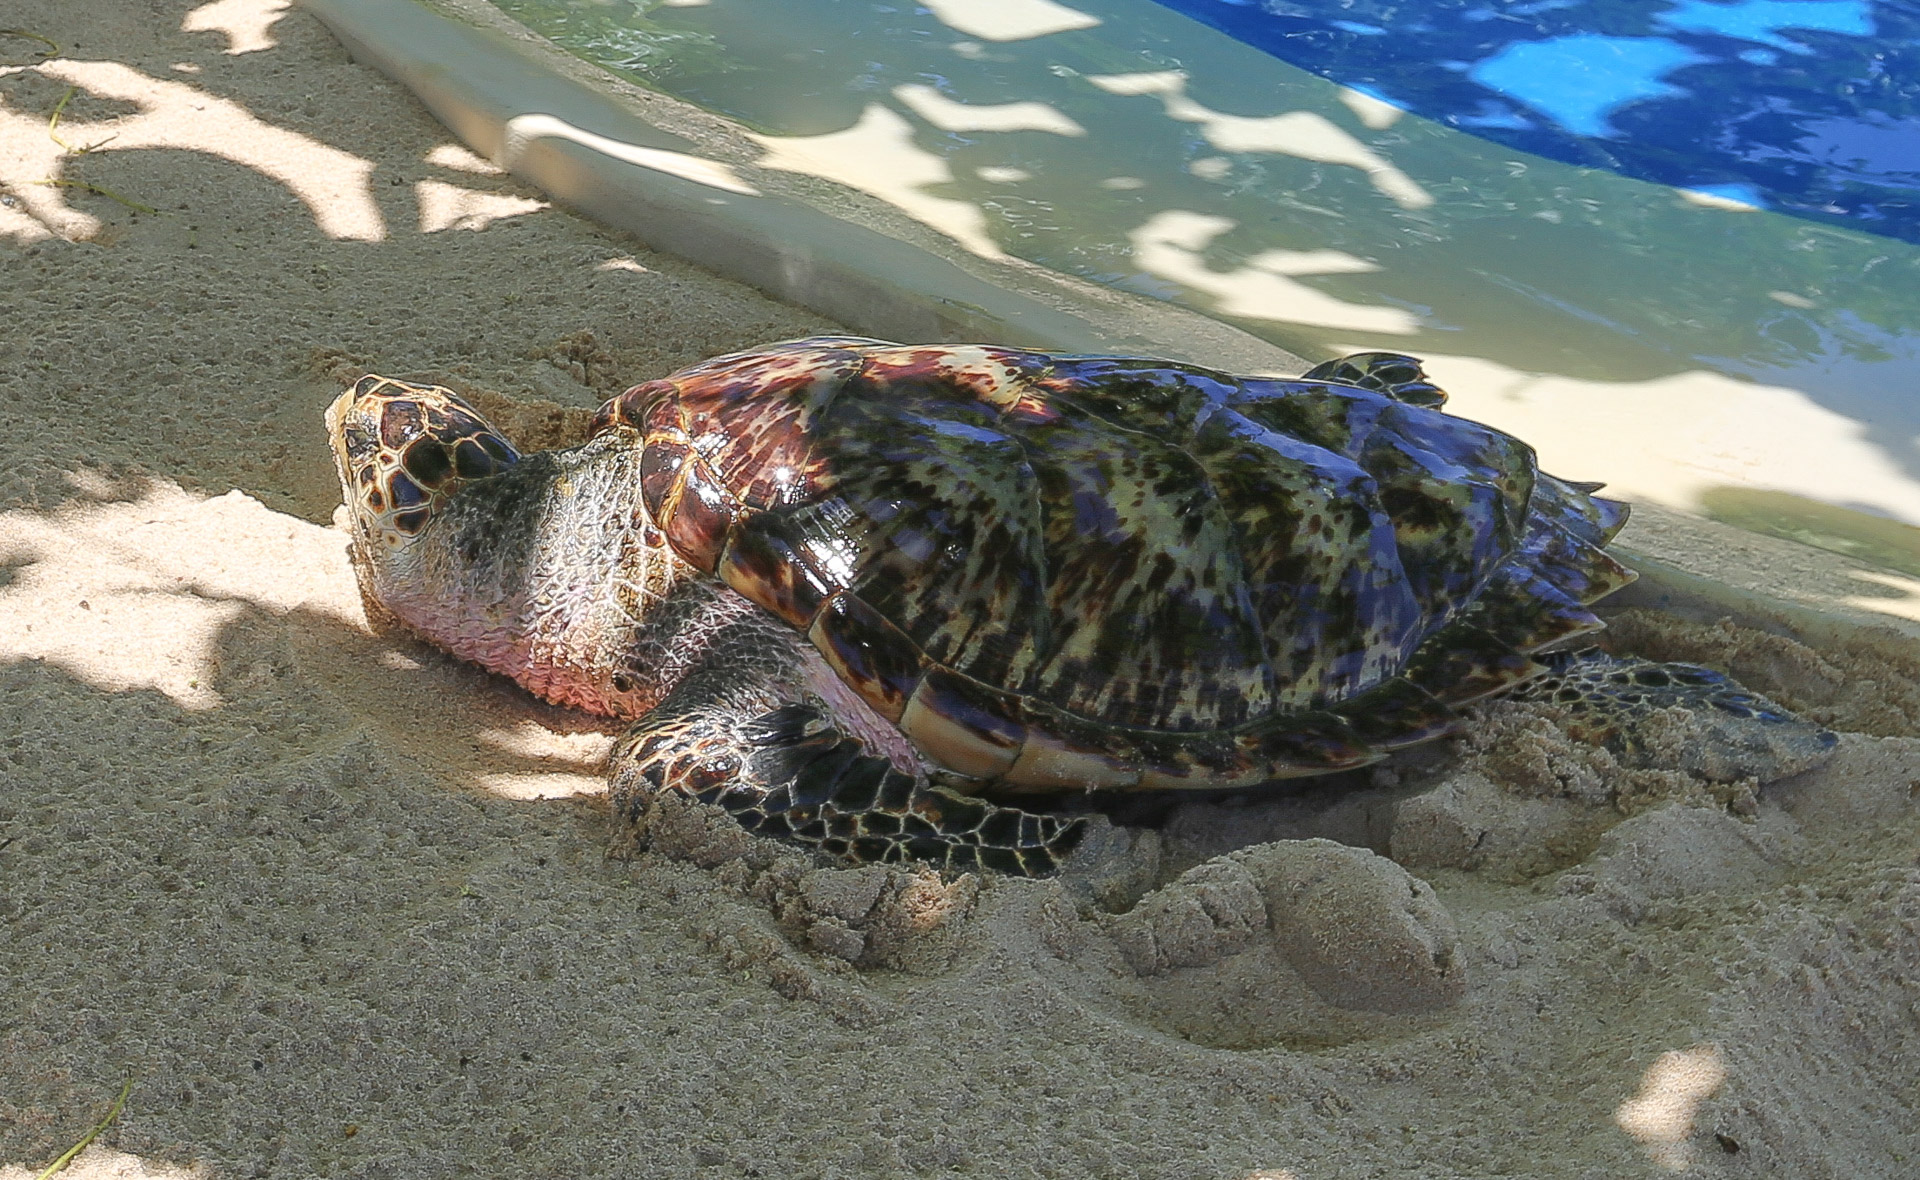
{"left": 36, "top": 1077, "right": 134, "bottom": 1180}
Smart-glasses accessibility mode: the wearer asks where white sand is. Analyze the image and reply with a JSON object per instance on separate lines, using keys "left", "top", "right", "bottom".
{"left": 3, "top": 5, "right": 1919, "bottom": 1178}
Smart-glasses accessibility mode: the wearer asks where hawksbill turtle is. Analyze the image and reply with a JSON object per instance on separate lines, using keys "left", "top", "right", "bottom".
{"left": 326, "top": 337, "right": 1833, "bottom": 874}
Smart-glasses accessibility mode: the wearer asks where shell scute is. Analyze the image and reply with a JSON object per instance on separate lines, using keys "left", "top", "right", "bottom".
{"left": 859, "top": 342, "right": 1052, "bottom": 416}
{"left": 670, "top": 346, "right": 861, "bottom": 504}
{"left": 1014, "top": 411, "right": 1276, "bottom": 729}
{"left": 588, "top": 378, "right": 675, "bottom": 435}
{"left": 718, "top": 511, "right": 834, "bottom": 628}
{"left": 1005, "top": 730, "right": 1141, "bottom": 791}
{"left": 900, "top": 667, "right": 1027, "bottom": 780}
{"left": 1034, "top": 358, "right": 1243, "bottom": 435}
{"left": 638, "top": 437, "right": 689, "bottom": 522}
{"left": 800, "top": 384, "right": 1053, "bottom": 690}
{"left": 659, "top": 454, "right": 735, "bottom": 572}
{"left": 806, "top": 591, "right": 927, "bottom": 723}
{"left": 1235, "top": 385, "right": 1534, "bottom": 644}
{"left": 1181, "top": 404, "right": 1421, "bottom": 709}
{"left": 1402, "top": 623, "right": 1542, "bottom": 705}
{"left": 1237, "top": 709, "right": 1377, "bottom": 774}
{"left": 1329, "top": 677, "right": 1459, "bottom": 749}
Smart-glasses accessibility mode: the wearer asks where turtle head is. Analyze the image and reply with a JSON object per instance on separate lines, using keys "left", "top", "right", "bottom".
{"left": 326, "top": 375, "right": 520, "bottom": 554}
{"left": 326, "top": 374, "right": 696, "bottom": 717}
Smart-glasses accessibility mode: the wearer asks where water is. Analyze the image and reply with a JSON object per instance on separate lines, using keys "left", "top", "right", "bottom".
{"left": 1157, "top": 0, "right": 1920, "bottom": 246}
{"left": 486, "top": 0, "right": 1920, "bottom": 567}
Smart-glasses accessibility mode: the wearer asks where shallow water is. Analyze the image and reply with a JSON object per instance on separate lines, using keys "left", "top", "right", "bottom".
{"left": 487, "top": 0, "right": 1920, "bottom": 565}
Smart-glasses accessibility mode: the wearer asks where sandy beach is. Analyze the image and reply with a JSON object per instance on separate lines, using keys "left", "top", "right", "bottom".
{"left": 4, "top": 3, "right": 1920, "bottom": 1178}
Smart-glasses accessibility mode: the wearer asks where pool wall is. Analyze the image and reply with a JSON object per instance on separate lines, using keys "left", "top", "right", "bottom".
{"left": 301, "top": 0, "right": 1304, "bottom": 376}
{"left": 298, "top": 0, "right": 1920, "bottom": 658}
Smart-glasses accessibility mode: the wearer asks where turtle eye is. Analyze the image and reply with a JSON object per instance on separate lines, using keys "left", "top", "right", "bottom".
{"left": 453, "top": 437, "right": 512, "bottom": 478}
{"left": 403, "top": 439, "right": 453, "bottom": 486}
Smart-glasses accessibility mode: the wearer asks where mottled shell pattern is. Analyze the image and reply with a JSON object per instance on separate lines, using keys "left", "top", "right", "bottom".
{"left": 591, "top": 336, "right": 1635, "bottom": 794}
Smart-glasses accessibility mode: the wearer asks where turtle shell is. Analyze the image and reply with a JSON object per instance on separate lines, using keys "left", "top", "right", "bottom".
{"left": 592, "top": 336, "right": 1634, "bottom": 792}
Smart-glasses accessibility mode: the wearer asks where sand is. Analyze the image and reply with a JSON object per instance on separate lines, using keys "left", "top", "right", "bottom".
{"left": 3, "top": 4, "right": 1919, "bottom": 1178}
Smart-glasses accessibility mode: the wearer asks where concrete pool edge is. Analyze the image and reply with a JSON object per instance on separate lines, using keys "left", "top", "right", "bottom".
{"left": 297, "top": 0, "right": 1920, "bottom": 662}
{"left": 1611, "top": 504, "right": 1920, "bottom": 653}
{"left": 299, "top": 0, "right": 1307, "bottom": 375}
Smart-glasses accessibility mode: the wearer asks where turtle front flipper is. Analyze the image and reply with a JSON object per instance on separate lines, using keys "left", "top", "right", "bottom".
{"left": 610, "top": 684, "right": 1085, "bottom": 876}
{"left": 1303, "top": 351, "right": 1448, "bottom": 408}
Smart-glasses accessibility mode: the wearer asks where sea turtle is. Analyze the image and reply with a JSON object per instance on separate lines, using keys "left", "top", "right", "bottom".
{"left": 327, "top": 336, "right": 1831, "bottom": 874}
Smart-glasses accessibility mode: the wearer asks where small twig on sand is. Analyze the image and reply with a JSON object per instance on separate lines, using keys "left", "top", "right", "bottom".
{"left": 31, "top": 178, "right": 158, "bottom": 214}
{"left": 0, "top": 28, "right": 61, "bottom": 60}
{"left": 36, "top": 1077, "right": 134, "bottom": 1180}
{"left": 48, "top": 87, "right": 118, "bottom": 155}
{"left": 38, "top": 88, "right": 146, "bottom": 213}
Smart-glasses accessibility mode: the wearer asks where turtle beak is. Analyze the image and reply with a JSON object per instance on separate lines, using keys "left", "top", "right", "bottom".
{"left": 325, "top": 380, "right": 400, "bottom": 547}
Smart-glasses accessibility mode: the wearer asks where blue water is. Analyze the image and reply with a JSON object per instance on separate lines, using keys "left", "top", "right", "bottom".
{"left": 1153, "top": 0, "right": 1920, "bottom": 244}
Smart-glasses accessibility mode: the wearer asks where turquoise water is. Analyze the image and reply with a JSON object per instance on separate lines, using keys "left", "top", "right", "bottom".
{"left": 487, "top": 0, "right": 1920, "bottom": 566}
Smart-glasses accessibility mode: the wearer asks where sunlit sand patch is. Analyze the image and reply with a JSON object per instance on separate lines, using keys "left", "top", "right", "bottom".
{"left": 0, "top": 59, "right": 383, "bottom": 241}
{"left": 892, "top": 84, "right": 1086, "bottom": 136}
{"left": 1843, "top": 569, "right": 1920, "bottom": 621}
{"left": 1337, "top": 86, "right": 1404, "bottom": 130}
{"left": 414, "top": 178, "right": 547, "bottom": 233}
{"left": 472, "top": 721, "right": 614, "bottom": 800}
{"left": 499, "top": 112, "right": 758, "bottom": 196}
{"left": 920, "top": 0, "right": 1099, "bottom": 42}
{"left": 379, "top": 649, "right": 425, "bottom": 673}
{"left": 750, "top": 104, "right": 1005, "bottom": 259}
{"left": 0, "top": 191, "right": 54, "bottom": 244}
{"left": 425, "top": 142, "right": 504, "bottom": 175}
{"left": 1615, "top": 1043, "right": 1726, "bottom": 1170}
{"left": 1089, "top": 71, "right": 1433, "bottom": 209}
{"left": 1407, "top": 351, "right": 1920, "bottom": 534}
{"left": 180, "top": 0, "right": 290, "bottom": 56}
{"left": 1677, "top": 187, "right": 1764, "bottom": 212}
{"left": 0, "top": 481, "right": 359, "bottom": 709}
{"left": 0, "top": 84, "right": 107, "bottom": 242}
{"left": 1132, "top": 210, "right": 1420, "bottom": 333}
{"left": 0, "top": 1143, "right": 211, "bottom": 1180}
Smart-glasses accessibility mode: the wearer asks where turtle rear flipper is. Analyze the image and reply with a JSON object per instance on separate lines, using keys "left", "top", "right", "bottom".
{"left": 1302, "top": 351, "right": 1448, "bottom": 408}
{"left": 611, "top": 687, "right": 1084, "bottom": 876}
{"left": 1513, "top": 650, "right": 1838, "bottom": 782}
